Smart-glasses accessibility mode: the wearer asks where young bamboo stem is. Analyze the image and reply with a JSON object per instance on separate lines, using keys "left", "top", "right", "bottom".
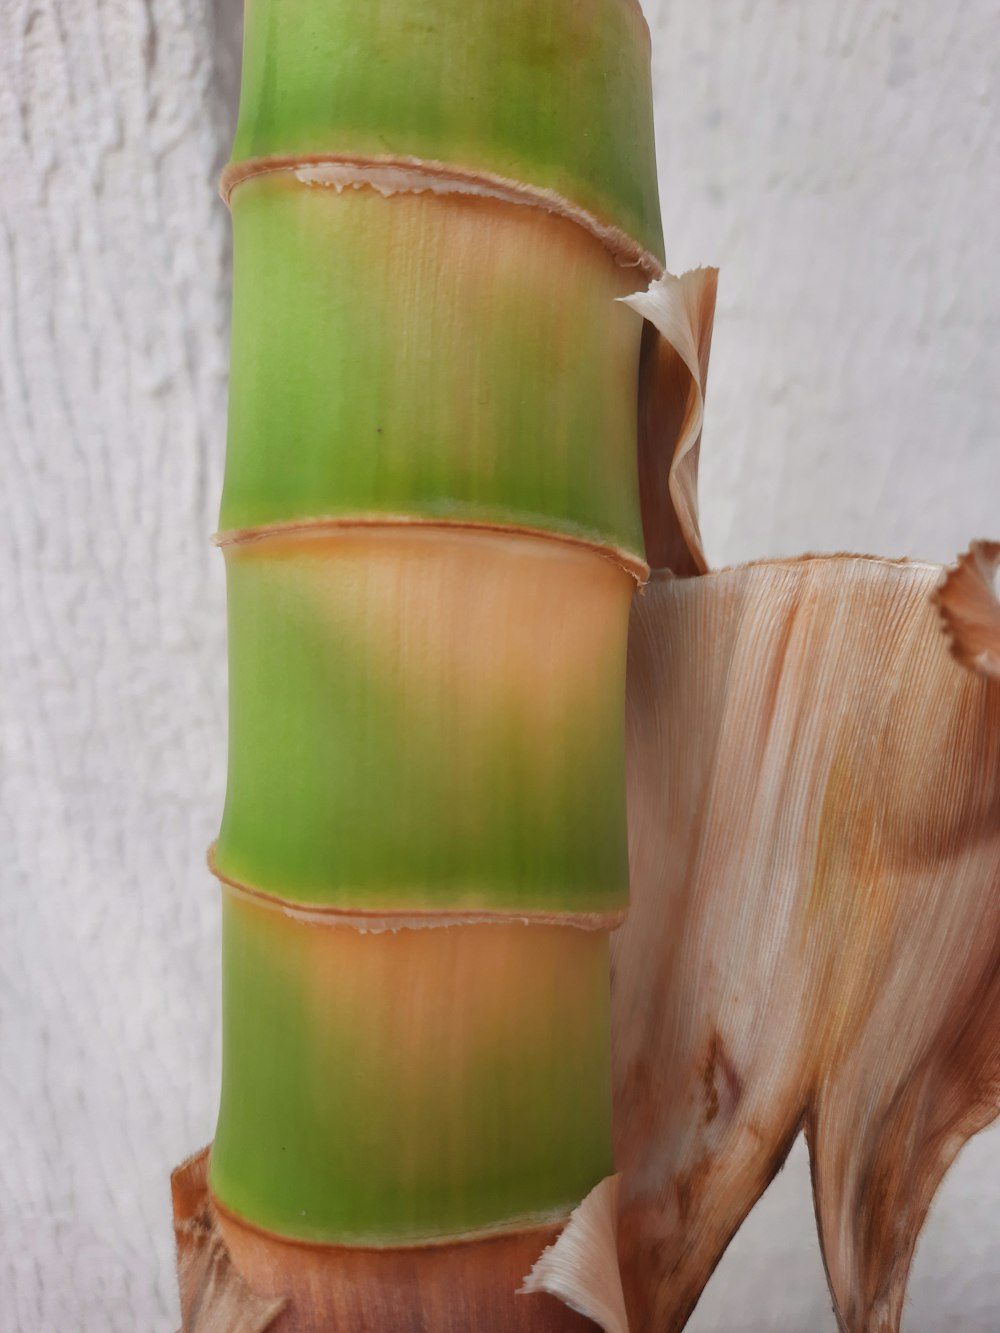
{"left": 174, "top": 0, "right": 664, "bottom": 1327}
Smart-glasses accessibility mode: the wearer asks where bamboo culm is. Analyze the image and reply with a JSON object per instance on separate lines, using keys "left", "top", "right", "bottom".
{"left": 174, "top": 0, "right": 665, "bottom": 1327}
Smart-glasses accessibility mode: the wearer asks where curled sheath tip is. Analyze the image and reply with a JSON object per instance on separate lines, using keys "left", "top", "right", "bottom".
{"left": 521, "top": 1175, "right": 629, "bottom": 1333}
{"left": 620, "top": 268, "right": 719, "bottom": 576}
{"left": 934, "top": 540, "right": 1000, "bottom": 680}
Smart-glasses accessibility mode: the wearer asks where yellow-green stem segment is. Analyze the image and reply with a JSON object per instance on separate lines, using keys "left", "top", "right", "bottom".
{"left": 229, "top": 0, "right": 663, "bottom": 263}
{"left": 208, "top": 0, "right": 662, "bottom": 1299}
{"left": 215, "top": 527, "right": 634, "bottom": 913}
{"left": 212, "top": 889, "right": 614, "bottom": 1243}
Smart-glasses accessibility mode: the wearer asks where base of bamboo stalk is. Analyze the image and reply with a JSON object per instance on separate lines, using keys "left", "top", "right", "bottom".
{"left": 172, "top": 1147, "right": 594, "bottom": 1332}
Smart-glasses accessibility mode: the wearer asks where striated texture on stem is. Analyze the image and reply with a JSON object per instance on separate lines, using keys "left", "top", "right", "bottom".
{"left": 213, "top": 527, "right": 635, "bottom": 914}
{"left": 180, "top": 0, "right": 664, "bottom": 1326}
{"left": 182, "top": 1, "right": 999, "bottom": 1324}
{"left": 221, "top": 178, "right": 647, "bottom": 556}
{"left": 212, "top": 890, "right": 614, "bottom": 1244}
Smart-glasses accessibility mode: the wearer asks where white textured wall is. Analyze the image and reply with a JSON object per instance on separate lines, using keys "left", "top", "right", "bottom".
{"left": 649, "top": 0, "right": 1000, "bottom": 571}
{"left": 2, "top": 2, "right": 997, "bottom": 1330}
{"left": 2, "top": 3, "right": 232, "bottom": 1329}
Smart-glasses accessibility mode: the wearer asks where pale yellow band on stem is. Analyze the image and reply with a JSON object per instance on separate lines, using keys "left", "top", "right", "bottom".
{"left": 219, "top": 154, "right": 664, "bottom": 278}
{"left": 212, "top": 513, "right": 650, "bottom": 584}
{"left": 207, "top": 848, "right": 627, "bottom": 934}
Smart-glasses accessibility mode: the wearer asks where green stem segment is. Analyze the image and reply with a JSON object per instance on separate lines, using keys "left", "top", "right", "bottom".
{"left": 212, "top": 892, "right": 614, "bottom": 1243}
{"left": 216, "top": 528, "right": 633, "bottom": 913}
{"left": 222, "top": 178, "right": 646, "bottom": 553}
{"left": 229, "top": 0, "right": 664, "bottom": 263}
{"left": 209, "top": 0, "right": 662, "bottom": 1293}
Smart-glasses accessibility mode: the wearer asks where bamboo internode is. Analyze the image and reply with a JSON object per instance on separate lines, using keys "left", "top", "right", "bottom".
{"left": 214, "top": 527, "right": 634, "bottom": 913}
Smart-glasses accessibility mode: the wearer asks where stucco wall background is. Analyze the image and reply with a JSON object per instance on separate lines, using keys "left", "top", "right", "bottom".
{"left": 1, "top": 1, "right": 997, "bottom": 1329}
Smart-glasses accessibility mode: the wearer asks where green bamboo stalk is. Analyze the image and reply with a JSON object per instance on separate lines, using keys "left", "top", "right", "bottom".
{"left": 177, "top": 0, "right": 663, "bottom": 1325}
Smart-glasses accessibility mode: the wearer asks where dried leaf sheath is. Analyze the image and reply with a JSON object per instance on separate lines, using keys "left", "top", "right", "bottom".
{"left": 522, "top": 1176, "right": 629, "bottom": 1333}
{"left": 616, "top": 556, "right": 1000, "bottom": 1331}
{"left": 517, "top": 272, "right": 1000, "bottom": 1331}
{"left": 173, "top": 1150, "right": 592, "bottom": 1333}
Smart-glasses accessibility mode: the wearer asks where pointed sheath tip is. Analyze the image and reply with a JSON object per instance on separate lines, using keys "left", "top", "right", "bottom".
{"left": 934, "top": 540, "right": 1000, "bottom": 680}
{"left": 520, "top": 1176, "right": 629, "bottom": 1333}
{"left": 616, "top": 268, "right": 720, "bottom": 576}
